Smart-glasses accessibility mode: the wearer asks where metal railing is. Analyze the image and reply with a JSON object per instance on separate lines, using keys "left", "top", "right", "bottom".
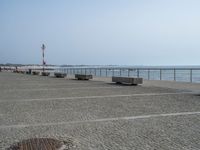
{"left": 56, "top": 67, "right": 200, "bottom": 83}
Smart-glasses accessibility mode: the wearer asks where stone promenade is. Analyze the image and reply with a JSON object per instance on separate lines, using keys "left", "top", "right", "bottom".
{"left": 0, "top": 72, "right": 200, "bottom": 150}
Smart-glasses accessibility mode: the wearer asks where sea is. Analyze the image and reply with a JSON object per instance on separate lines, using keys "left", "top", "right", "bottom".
{"left": 57, "top": 65, "right": 200, "bottom": 83}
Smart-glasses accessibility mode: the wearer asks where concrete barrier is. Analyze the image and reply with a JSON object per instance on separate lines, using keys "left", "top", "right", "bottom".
{"left": 32, "top": 71, "right": 40, "bottom": 75}
{"left": 112, "top": 76, "right": 143, "bottom": 85}
{"left": 26, "top": 69, "right": 32, "bottom": 75}
{"left": 54, "top": 72, "right": 66, "bottom": 78}
{"left": 75, "top": 74, "right": 93, "bottom": 80}
{"left": 41, "top": 72, "right": 50, "bottom": 76}
{"left": 20, "top": 71, "right": 25, "bottom": 74}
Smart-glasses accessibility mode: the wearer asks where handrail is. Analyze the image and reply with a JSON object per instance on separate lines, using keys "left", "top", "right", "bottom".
{"left": 57, "top": 67, "right": 200, "bottom": 83}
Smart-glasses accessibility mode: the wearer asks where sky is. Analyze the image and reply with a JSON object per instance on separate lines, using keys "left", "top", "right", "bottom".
{"left": 0, "top": 0, "right": 200, "bottom": 66}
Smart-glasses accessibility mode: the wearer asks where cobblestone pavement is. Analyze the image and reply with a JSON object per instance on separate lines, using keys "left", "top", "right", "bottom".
{"left": 0, "top": 72, "right": 200, "bottom": 150}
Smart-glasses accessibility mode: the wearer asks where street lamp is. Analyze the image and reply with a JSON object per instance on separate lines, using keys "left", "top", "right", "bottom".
{"left": 41, "top": 44, "right": 46, "bottom": 72}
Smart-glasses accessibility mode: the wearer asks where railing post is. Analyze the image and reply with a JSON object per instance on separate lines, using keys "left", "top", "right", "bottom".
{"left": 137, "top": 69, "right": 139, "bottom": 77}
{"left": 95, "top": 68, "right": 96, "bottom": 76}
{"left": 119, "top": 68, "right": 121, "bottom": 77}
{"left": 190, "top": 69, "right": 193, "bottom": 83}
{"left": 160, "top": 69, "right": 162, "bottom": 80}
{"left": 100, "top": 68, "right": 102, "bottom": 76}
{"left": 112, "top": 68, "right": 114, "bottom": 76}
{"left": 128, "top": 69, "right": 130, "bottom": 77}
{"left": 85, "top": 68, "right": 86, "bottom": 75}
{"left": 106, "top": 68, "right": 107, "bottom": 77}
{"left": 174, "top": 69, "right": 176, "bottom": 81}
{"left": 148, "top": 69, "right": 150, "bottom": 80}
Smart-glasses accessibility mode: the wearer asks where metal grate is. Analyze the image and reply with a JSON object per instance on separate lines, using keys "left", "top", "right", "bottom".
{"left": 7, "top": 138, "right": 73, "bottom": 150}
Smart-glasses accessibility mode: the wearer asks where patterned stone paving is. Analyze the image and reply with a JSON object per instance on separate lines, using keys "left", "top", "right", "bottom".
{"left": 0, "top": 72, "right": 200, "bottom": 150}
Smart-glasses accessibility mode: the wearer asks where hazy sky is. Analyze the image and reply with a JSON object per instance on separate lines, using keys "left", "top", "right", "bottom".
{"left": 0, "top": 0, "right": 200, "bottom": 66}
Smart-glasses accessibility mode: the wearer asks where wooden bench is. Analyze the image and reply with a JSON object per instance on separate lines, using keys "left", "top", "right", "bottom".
{"left": 54, "top": 72, "right": 66, "bottom": 78}
{"left": 41, "top": 72, "right": 50, "bottom": 76}
{"left": 75, "top": 74, "right": 93, "bottom": 80}
{"left": 112, "top": 76, "right": 143, "bottom": 85}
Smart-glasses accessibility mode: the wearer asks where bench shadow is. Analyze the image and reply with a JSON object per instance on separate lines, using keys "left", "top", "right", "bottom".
{"left": 106, "top": 82, "right": 141, "bottom": 87}
{"left": 69, "top": 78, "right": 91, "bottom": 81}
{"left": 194, "top": 94, "right": 200, "bottom": 96}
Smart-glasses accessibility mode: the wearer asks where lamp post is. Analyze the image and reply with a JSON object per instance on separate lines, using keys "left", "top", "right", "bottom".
{"left": 41, "top": 44, "right": 46, "bottom": 72}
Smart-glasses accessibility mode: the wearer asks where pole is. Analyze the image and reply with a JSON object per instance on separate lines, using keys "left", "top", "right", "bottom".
{"left": 160, "top": 69, "right": 162, "bottom": 80}
{"left": 128, "top": 69, "right": 130, "bottom": 77}
{"left": 174, "top": 69, "right": 176, "bottom": 81}
{"left": 137, "top": 69, "right": 139, "bottom": 77}
{"left": 190, "top": 69, "right": 193, "bottom": 83}
{"left": 41, "top": 44, "right": 46, "bottom": 72}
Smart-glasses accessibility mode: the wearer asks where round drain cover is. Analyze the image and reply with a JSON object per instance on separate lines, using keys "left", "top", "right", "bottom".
{"left": 7, "top": 138, "right": 73, "bottom": 150}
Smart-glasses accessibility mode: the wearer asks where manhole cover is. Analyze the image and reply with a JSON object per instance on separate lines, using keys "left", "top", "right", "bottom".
{"left": 7, "top": 138, "right": 73, "bottom": 150}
